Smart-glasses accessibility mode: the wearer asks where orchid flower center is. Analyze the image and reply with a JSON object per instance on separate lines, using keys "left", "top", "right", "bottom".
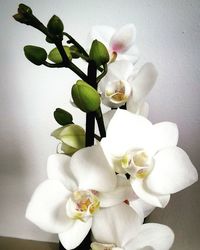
{"left": 90, "top": 242, "right": 123, "bottom": 250}
{"left": 66, "top": 190, "right": 100, "bottom": 222}
{"left": 114, "top": 150, "right": 154, "bottom": 179}
{"left": 105, "top": 80, "right": 131, "bottom": 105}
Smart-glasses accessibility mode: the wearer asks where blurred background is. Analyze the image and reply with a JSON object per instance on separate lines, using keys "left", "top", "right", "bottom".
{"left": 0, "top": 0, "right": 199, "bottom": 249}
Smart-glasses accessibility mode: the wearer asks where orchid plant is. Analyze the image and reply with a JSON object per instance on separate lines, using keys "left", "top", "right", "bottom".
{"left": 13, "top": 3, "right": 198, "bottom": 250}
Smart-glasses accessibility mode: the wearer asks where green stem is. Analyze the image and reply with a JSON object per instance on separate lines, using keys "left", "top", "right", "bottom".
{"left": 55, "top": 40, "right": 89, "bottom": 82}
{"left": 63, "top": 32, "right": 89, "bottom": 57}
{"left": 96, "top": 64, "right": 108, "bottom": 83}
{"left": 95, "top": 108, "right": 106, "bottom": 138}
{"left": 85, "top": 61, "right": 97, "bottom": 147}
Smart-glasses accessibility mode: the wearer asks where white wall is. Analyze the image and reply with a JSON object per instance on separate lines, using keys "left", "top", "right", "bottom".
{"left": 0, "top": 0, "right": 199, "bottom": 249}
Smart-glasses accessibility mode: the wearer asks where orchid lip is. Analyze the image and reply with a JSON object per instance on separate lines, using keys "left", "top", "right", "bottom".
{"left": 105, "top": 80, "right": 131, "bottom": 105}
{"left": 113, "top": 149, "right": 154, "bottom": 179}
{"left": 66, "top": 190, "right": 100, "bottom": 222}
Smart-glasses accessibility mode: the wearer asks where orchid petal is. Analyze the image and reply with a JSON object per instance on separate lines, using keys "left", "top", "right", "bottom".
{"left": 100, "top": 174, "right": 133, "bottom": 207}
{"left": 119, "top": 45, "right": 140, "bottom": 64}
{"left": 129, "top": 198, "right": 155, "bottom": 222}
{"left": 110, "top": 24, "right": 136, "bottom": 52}
{"left": 59, "top": 218, "right": 92, "bottom": 249}
{"left": 89, "top": 25, "right": 115, "bottom": 48}
{"left": 107, "top": 60, "right": 134, "bottom": 80}
{"left": 130, "top": 63, "right": 158, "bottom": 103}
{"left": 146, "top": 122, "right": 178, "bottom": 155}
{"left": 103, "top": 110, "right": 116, "bottom": 129}
{"left": 47, "top": 154, "right": 77, "bottom": 191}
{"left": 26, "top": 180, "right": 72, "bottom": 233}
{"left": 125, "top": 223, "right": 174, "bottom": 250}
{"left": 101, "top": 109, "right": 152, "bottom": 156}
{"left": 145, "top": 147, "right": 198, "bottom": 194}
{"left": 131, "top": 178, "right": 170, "bottom": 208}
{"left": 70, "top": 145, "right": 116, "bottom": 192}
{"left": 92, "top": 203, "right": 141, "bottom": 247}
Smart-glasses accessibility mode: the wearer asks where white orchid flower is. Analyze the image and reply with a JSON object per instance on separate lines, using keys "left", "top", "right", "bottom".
{"left": 89, "top": 24, "right": 139, "bottom": 63}
{"left": 100, "top": 109, "right": 198, "bottom": 207}
{"left": 91, "top": 203, "right": 174, "bottom": 250}
{"left": 99, "top": 60, "right": 157, "bottom": 112}
{"left": 26, "top": 145, "right": 132, "bottom": 249}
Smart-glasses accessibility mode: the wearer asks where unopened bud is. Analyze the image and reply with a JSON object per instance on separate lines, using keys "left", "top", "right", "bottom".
{"left": 48, "top": 46, "right": 72, "bottom": 63}
{"left": 89, "top": 40, "right": 109, "bottom": 67}
{"left": 24, "top": 45, "right": 47, "bottom": 65}
{"left": 18, "top": 4, "right": 32, "bottom": 15}
{"left": 47, "top": 15, "right": 64, "bottom": 35}
{"left": 51, "top": 124, "right": 85, "bottom": 155}
{"left": 70, "top": 45, "right": 80, "bottom": 59}
{"left": 54, "top": 108, "right": 73, "bottom": 126}
{"left": 71, "top": 80, "right": 100, "bottom": 113}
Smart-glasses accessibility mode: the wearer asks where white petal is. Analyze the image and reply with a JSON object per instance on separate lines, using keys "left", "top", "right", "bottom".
{"left": 118, "top": 45, "right": 140, "bottom": 64}
{"left": 100, "top": 174, "right": 133, "bottom": 207}
{"left": 131, "top": 178, "right": 170, "bottom": 208}
{"left": 138, "top": 102, "right": 149, "bottom": 117}
{"left": 89, "top": 25, "right": 115, "bottom": 48}
{"left": 131, "top": 63, "right": 158, "bottom": 103}
{"left": 47, "top": 154, "right": 77, "bottom": 191}
{"left": 125, "top": 223, "right": 174, "bottom": 250}
{"left": 92, "top": 203, "right": 141, "bottom": 247}
{"left": 59, "top": 218, "right": 92, "bottom": 249}
{"left": 26, "top": 180, "right": 72, "bottom": 233}
{"left": 129, "top": 198, "right": 155, "bottom": 223}
{"left": 147, "top": 122, "right": 178, "bottom": 155}
{"left": 110, "top": 24, "right": 136, "bottom": 52}
{"left": 70, "top": 145, "right": 116, "bottom": 192}
{"left": 101, "top": 109, "right": 152, "bottom": 156}
{"left": 107, "top": 60, "right": 134, "bottom": 80}
{"left": 126, "top": 99, "right": 149, "bottom": 117}
{"left": 145, "top": 147, "right": 198, "bottom": 194}
{"left": 103, "top": 110, "right": 116, "bottom": 130}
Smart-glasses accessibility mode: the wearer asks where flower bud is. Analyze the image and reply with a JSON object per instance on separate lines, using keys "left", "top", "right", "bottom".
{"left": 47, "top": 15, "right": 64, "bottom": 35}
{"left": 51, "top": 124, "right": 85, "bottom": 156}
{"left": 70, "top": 45, "right": 80, "bottom": 59}
{"left": 48, "top": 46, "right": 72, "bottom": 63}
{"left": 18, "top": 4, "right": 32, "bottom": 15}
{"left": 54, "top": 108, "right": 73, "bottom": 126}
{"left": 89, "top": 40, "right": 109, "bottom": 67}
{"left": 71, "top": 80, "right": 100, "bottom": 112}
{"left": 24, "top": 45, "right": 47, "bottom": 65}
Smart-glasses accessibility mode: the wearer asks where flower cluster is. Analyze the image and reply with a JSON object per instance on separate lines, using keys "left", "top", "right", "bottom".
{"left": 14, "top": 4, "right": 198, "bottom": 250}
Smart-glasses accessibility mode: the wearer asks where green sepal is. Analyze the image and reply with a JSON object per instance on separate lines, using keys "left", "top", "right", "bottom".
{"left": 47, "top": 15, "right": 64, "bottom": 36}
{"left": 51, "top": 124, "right": 85, "bottom": 155}
{"left": 48, "top": 46, "right": 72, "bottom": 63}
{"left": 71, "top": 80, "right": 100, "bottom": 113}
{"left": 89, "top": 39, "right": 109, "bottom": 67}
{"left": 54, "top": 108, "right": 73, "bottom": 126}
{"left": 24, "top": 45, "right": 47, "bottom": 65}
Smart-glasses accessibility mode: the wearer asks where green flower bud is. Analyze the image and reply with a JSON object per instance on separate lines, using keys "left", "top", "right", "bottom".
{"left": 89, "top": 39, "right": 109, "bottom": 67}
{"left": 13, "top": 13, "right": 29, "bottom": 24}
{"left": 47, "top": 15, "right": 64, "bottom": 35}
{"left": 48, "top": 46, "right": 72, "bottom": 63}
{"left": 70, "top": 45, "right": 80, "bottom": 59}
{"left": 18, "top": 4, "right": 32, "bottom": 15}
{"left": 24, "top": 45, "right": 47, "bottom": 65}
{"left": 71, "top": 80, "right": 100, "bottom": 113}
{"left": 13, "top": 4, "right": 33, "bottom": 24}
{"left": 54, "top": 108, "right": 73, "bottom": 126}
{"left": 51, "top": 124, "right": 85, "bottom": 156}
